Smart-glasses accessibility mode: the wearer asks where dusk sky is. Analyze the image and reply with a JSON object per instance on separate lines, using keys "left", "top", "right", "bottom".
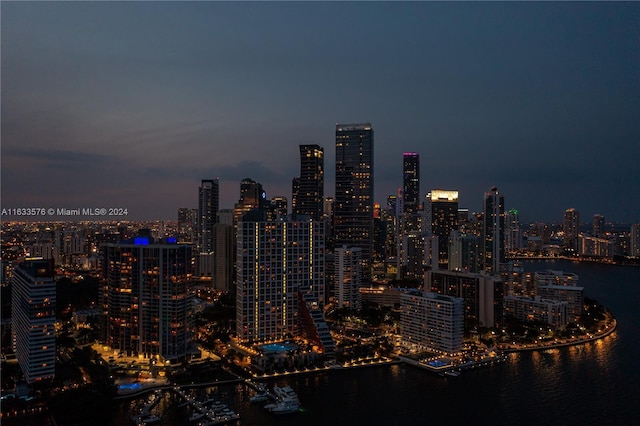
{"left": 2, "top": 2, "right": 639, "bottom": 223}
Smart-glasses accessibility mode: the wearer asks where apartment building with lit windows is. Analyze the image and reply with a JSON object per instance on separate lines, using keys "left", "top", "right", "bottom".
{"left": 11, "top": 258, "right": 56, "bottom": 383}
{"left": 400, "top": 290, "right": 464, "bottom": 354}
{"left": 236, "top": 217, "right": 325, "bottom": 342}
{"left": 101, "top": 237, "right": 194, "bottom": 362}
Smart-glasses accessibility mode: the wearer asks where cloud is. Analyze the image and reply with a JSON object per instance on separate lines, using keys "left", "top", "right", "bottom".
{"left": 4, "top": 148, "right": 115, "bottom": 169}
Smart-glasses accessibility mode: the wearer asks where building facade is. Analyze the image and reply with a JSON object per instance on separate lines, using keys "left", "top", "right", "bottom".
{"left": 11, "top": 259, "right": 56, "bottom": 383}
{"left": 198, "top": 179, "right": 219, "bottom": 276}
{"left": 402, "top": 152, "right": 420, "bottom": 215}
{"left": 578, "top": 235, "right": 614, "bottom": 258}
{"left": 101, "top": 237, "right": 194, "bottom": 362}
{"left": 335, "top": 246, "right": 362, "bottom": 309}
{"left": 563, "top": 208, "right": 580, "bottom": 253}
{"left": 504, "top": 295, "right": 568, "bottom": 330}
{"left": 448, "top": 230, "right": 480, "bottom": 273}
{"left": 294, "top": 144, "right": 324, "bottom": 220}
{"left": 234, "top": 178, "right": 267, "bottom": 224}
{"left": 334, "top": 123, "right": 374, "bottom": 279}
{"left": 236, "top": 217, "right": 325, "bottom": 342}
{"left": 593, "top": 214, "right": 605, "bottom": 238}
{"left": 400, "top": 290, "right": 464, "bottom": 354}
{"left": 483, "top": 187, "right": 505, "bottom": 273}
{"left": 430, "top": 190, "right": 459, "bottom": 269}
{"left": 426, "top": 269, "right": 504, "bottom": 329}
{"left": 536, "top": 285, "right": 584, "bottom": 324}
{"left": 504, "top": 208, "right": 522, "bottom": 254}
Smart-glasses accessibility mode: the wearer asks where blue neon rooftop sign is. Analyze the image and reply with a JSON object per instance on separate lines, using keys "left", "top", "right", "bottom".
{"left": 133, "top": 236, "right": 150, "bottom": 245}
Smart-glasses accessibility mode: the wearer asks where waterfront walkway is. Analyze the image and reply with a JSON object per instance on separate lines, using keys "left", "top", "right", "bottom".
{"left": 498, "top": 317, "right": 617, "bottom": 353}
{"left": 113, "top": 317, "right": 617, "bottom": 400}
{"left": 252, "top": 356, "right": 400, "bottom": 379}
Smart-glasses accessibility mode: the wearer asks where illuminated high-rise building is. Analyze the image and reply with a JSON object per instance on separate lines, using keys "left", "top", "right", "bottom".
{"left": 335, "top": 246, "right": 362, "bottom": 309}
{"left": 420, "top": 192, "right": 432, "bottom": 236}
{"left": 335, "top": 123, "right": 374, "bottom": 279}
{"left": 430, "top": 190, "right": 459, "bottom": 269}
{"left": 563, "top": 208, "right": 580, "bottom": 253}
{"left": 236, "top": 217, "right": 325, "bottom": 342}
{"left": 214, "top": 210, "right": 234, "bottom": 291}
{"left": 101, "top": 237, "right": 194, "bottom": 361}
{"left": 178, "top": 207, "right": 197, "bottom": 244}
{"left": 401, "top": 231, "right": 425, "bottom": 281}
{"left": 294, "top": 144, "right": 324, "bottom": 220}
{"left": 505, "top": 208, "right": 522, "bottom": 253}
{"left": 267, "top": 196, "right": 288, "bottom": 221}
{"left": 403, "top": 152, "right": 420, "bottom": 214}
{"left": 593, "top": 214, "right": 605, "bottom": 238}
{"left": 483, "top": 186, "right": 505, "bottom": 273}
{"left": 234, "top": 178, "right": 266, "bottom": 223}
{"left": 449, "top": 230, "right": 480, "bottom": 273}
{"left": 198, "top": 179, "right": 219, "bottom": 276}
{"left": 12, "top": 259, "right": 56, "bottom": 383}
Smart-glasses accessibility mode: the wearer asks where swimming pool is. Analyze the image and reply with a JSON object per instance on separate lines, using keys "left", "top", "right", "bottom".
{"left": 259, "top": 342, "right": 298, "bottom": 353}
{"left": 427, "top": 359, "right": 450, "bottom": 368}
{"left": 118, "top": 382, "right": 142, "bottom": 391}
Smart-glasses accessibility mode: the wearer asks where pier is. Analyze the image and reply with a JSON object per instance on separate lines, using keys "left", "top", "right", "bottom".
{"left": 170, "top": 386, "right": 240, "bottom": 425}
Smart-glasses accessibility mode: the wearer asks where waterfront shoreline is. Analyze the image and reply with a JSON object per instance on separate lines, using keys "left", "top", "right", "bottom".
{"left": 499, "top": 317, "right": 617, "bottom": 353}
{"left": 508, "top": 255, "right": 640, "bottom": 267}
{"left": 114, "top": 319, "right": 618, "bottom": 400}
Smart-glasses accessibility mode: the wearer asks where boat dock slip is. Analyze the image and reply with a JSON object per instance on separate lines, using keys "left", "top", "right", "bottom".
{"left": 170, "top": 386, "right": 240, "bottom": 425}
{"left": 130, "top": 390, "right": 163, "bottom": 424}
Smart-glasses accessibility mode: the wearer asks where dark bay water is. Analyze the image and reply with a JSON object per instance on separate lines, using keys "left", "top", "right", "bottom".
{"left": 113, "top": 260, "right": 640, "bottom": 425}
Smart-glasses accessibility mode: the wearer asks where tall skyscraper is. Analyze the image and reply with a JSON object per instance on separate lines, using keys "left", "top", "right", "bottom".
{"left": 335, "top": 246, "right": 362, "bottom": 309}
{"left": 483, "top": 187, "right": 505, "bottom": 273}
{"left": 214, "top": 210, "right": 234, "bottom": 292}
{"left": 563, "top": 208, "right": 580, "bottom": 253}
{"left": 593, "top": 214, "right": 605, "bottom": 238}
{"left": 449, "top": 230, "right": 480, "bottom": 273}
{"left": 12, "top": 258, "right": 56, "bottom": 383}
{"left": 504, "top": 208, "right": 522, "bottom": 253}
{"left": 402, "top": 152, "right": 420, "bottom": 214}
{"left": 430, "top": 190, "right": 459, "bottom": 269}
{"left": 401, "top": 231, "right": 425, "bottom": 281}
{"left": 198, "top": 179, "right": 219, "bottom": 276}
{"left": 267, "top": 196, "right": 288, "bottom": 221}
{"left": 101, "top": 237, "right": 193, "bottom": 361}
{"left": 335, "top": 123, "right": 374, "bottom": 279}
{"left": 236, "top": 217, "right": 325, "bottom": 342}
{"left": 178, "top": 207, "right": 197, "bottom": 243}
{"left": 420, "top": 192, "right": 432, "bottom": 236}
{"left": 294, "top": 144, "right": 324, "bottom": 220}
{"left": 234, "top": 178, "right": 266, "bottom": 223}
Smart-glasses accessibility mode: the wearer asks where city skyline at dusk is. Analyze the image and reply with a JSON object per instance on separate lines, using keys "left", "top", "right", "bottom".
{"left": 2, "top": 2, "right": 639, "bottom": 223}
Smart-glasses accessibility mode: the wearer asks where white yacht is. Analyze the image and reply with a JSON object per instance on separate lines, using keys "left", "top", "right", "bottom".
{"left": 267, "top": 399, "right": 300, "bottom": 415}
{"left": 265, "top": 385, "right": 300, "bottom": 414}
{"left": 272, "top": 385, "right": 299, "bottom": 403}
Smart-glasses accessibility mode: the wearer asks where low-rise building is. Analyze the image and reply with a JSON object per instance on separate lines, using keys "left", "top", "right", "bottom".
{"left": 504, "top": 295, "right": 568, "bottom": 330}
{"left": 537, "top": 285, "right": 584, "bottom": 323}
